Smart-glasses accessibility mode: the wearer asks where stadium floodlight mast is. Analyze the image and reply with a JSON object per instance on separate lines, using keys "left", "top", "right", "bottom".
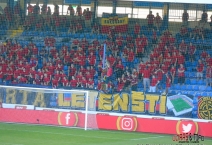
{"left": 0, "top": 85, "right": 91, "bottom": 130}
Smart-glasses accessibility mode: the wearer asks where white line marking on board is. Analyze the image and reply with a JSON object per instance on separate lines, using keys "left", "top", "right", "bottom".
{"left": 0, "top": 127, "right": 161, "bottom": 141}
{"left": 131, "top": 135, "right": 165, "bottom": 140}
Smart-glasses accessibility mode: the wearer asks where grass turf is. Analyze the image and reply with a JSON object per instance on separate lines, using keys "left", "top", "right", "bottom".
{"left": 170, "top": 98, "right": 192, "bottom": 112}
{"left": 0, "top": 122, "right": 211, "bottom": 145}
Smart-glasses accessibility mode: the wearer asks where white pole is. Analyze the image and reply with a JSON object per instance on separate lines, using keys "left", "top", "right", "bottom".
{"left": 84, "top": 91, "right": 89, "bottom": 130}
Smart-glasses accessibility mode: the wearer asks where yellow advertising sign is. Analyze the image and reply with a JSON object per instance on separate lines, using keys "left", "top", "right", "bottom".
{"left": 101, "top": 16, "right": 129, "bottom": 26}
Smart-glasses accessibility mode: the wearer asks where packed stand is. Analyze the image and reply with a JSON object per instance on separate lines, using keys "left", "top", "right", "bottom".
{"left": 1, "top": 4, "right": 212, "bottom": 95}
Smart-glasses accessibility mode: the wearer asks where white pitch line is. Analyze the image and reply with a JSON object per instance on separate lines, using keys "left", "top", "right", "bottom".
{"left": 131, "top": 135, "right": 165, "bottom": 140}
{"left": 0, "top": 143, "right": 24, "bottom": 145}
{"left": 0, "top": 127, "right": 164, "bottom": 141}
{"left": 0, "top": 128, "right": 131, "bottom": 140}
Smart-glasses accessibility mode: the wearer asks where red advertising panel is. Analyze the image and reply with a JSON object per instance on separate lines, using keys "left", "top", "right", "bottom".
{"left": 0, "top": 108, "right": 211, "bottom": 137}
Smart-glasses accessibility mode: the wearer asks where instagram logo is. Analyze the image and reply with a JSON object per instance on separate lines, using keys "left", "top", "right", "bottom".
{"left": 117, "top": 116, "right": 137, "bottom": 131}
{"left": 121, "top": 118, "right": 133, "bottom": 130}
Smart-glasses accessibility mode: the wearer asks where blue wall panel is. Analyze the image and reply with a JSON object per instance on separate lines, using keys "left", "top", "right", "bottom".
{"left": 133, "top": 1, "right": 164, "bottom": 7}
{"left": 64, "top": 0, "right": 91, "bottom": 5}
{"left": 206, "top": 4, "right": 212, "bottom": 10}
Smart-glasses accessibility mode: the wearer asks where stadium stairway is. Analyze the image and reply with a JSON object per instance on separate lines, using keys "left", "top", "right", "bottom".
{"left": 8, "top": 26, "right": 24, "bottom": 38}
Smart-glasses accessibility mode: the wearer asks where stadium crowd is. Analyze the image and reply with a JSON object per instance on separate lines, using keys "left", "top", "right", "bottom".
{"left": 0, "top": 2, "right": 212, "bottom": 94}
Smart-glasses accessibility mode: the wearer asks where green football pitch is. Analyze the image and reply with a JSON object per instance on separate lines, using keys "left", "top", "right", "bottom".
{"left": 0, "top": 122, "right": 211, "bottom": 145}
{"left": 170, "top": 98, "right": 192, "bottom": 112}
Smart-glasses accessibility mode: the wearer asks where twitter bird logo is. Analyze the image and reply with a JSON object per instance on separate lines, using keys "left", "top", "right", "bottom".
{"left": 182, "top": 123, "right": 192, "bottom": 133}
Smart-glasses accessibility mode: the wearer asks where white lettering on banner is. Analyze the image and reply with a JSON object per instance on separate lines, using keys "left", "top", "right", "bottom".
{"left": 2, "top": 103, "right": 34, "bottom": 110}
{"left": 15, "top": 106, "right": 27, "bottom": 110}
{"left": 65, "top": 113, "right": 70, "bottom": 125}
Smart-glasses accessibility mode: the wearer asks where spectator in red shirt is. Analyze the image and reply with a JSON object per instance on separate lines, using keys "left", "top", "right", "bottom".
{"left": 76, "top": 23, "right": 83, "bottom": 33}
{"left": 41, "top": 4, "right": 47, "bottom": 15}
{"left": 33, "top": 2, "right": 40, "bottom": 16}
{"left": 210, "top": 15, "right": 212, "bottom": 30}
{"left": 84, "top": 8, "right": 92, "bottom": 28}
{"left": 117, "top": 77, "right": 124, "bottom": 92}
{"left": 32, "top": 45, "right": 38, "bottom": 56}
{"left": 92, "top": 23, "right": 100, "bottom": 34}
{"left": 47, "top": 6, "right": 51, "bottom": 15}
{"left": 134, "top": 22, "right": 140, "bottom": 37}
{"left": 165, "top": 74, "right": 171, "bottom": 94}
{"left": 170, "top": 65, "right": 176, "bottom": 84}
{"left": 68, "top": 23, "right": 75, "bottom": 33}
{"left": 52, "top": 76, "right": 59, "bottom": 88}
{"left": 196, "top": 59, "right": 204, "bottom": 80}
{"left": 136, "top": 41, "right": 144, "bottom": 58}
{"left": 190, "top": 26, "right": 200, "bottom": 40}
{"left": 67, "top": 4, "right": 75, "bottom": 17}
{"left": 146, "top": 11, "right": 154, "bottom": 30}
{"left": 177, "top": 53, "right": 185, "bottom": 65}
{"left": 178, "top": 64, "right": 185, "bottom": 85}
{"left": 87, "top": 52, "right": 96, "bottom": 66}
{"left": 0, "top": 66, "right": 3, "bottom": 83}
{"left": 19, "top": 75, "right": 27, "bottom": 84}
{"left": 53, "top": 3, "right": 59, "bottom": 16}
{"left": 154, "top": 13, "right": 162, "bottom": 31}
{"left": 201, "top": 10, "right": 208, "bottom": 24}
{"left": 68, "top": 64, "right": 77, "bottom": 79}
{"left": 131, "top": 74, "right": 138, "bottom": 91}
{"left": 180, "top": 25, "right": 189, "bottom": 38}
{"left": 182, "top": 10, "right": 189, "bottom": 26}
{"left": 107, "top": 54, "right": 116, "bottom": 67}
{"left": 87, "top": 78, "right": 94, "bottom": 89}
{"left": 149, "top": 75, "right": 159, "bottom": 93}
{"left": 128, "top": 49, "right": 135, "bottom": 68}
{"left": 206, "top": 54, "right": 212, "bottom": 66}
{"left": 27, "top": 2, "right": 33, "bottom": 15}
{"left": 76, "top": 5, "right": 82, "bottom": 16}
{"left": 206, "top": 65, "right": 212, "bottom": 86}
{"left": 200, "top": 50, "right": 208, "bottom": 61}
{"left": 179, "top": 40, "right": 187, "bottom": 55}
{"left": 115, "top": 61, "right": 124, "bottom": 78}
{"left": 142, "top": 66, "right": 151, "bottom": 92}
{"left": 70, "top": 76, "right": 78, "bottom": 88}
{"left": 61, "top": 76, "right": 69, "bottom": 87}
{"left": 5, "top": 67, "right": 13, "bottom": 84}
{"left": 188, "top": 42, "right": 196, "bottom": 62}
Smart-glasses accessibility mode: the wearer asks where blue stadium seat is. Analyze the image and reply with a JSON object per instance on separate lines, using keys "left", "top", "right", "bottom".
{"left": 50, "top": 102, "right": 57, "bottom": 107}
{"left": 174, "top": 84, "right": 180, "bottom": 90}
{"left": 206, "top": 87, "right": 212, "bottom": 92}
{"left": 186, "top": 85, "right": 192, "bottom": 90}
{"left": 192, "top": 85, "right": 199, "bottom": 91}
{"left": 195, "top": 92, "right": 201, "bottom": 97}
{"left": 190, "top": 79, "right": 197, "bottom": 85}
{"left": 133, "top": 58, "right": 139, "bottom": 65}
{"left": 187, "top": 91, "right": 193, "bottom": 95}
{"left": 201, "top": 92, "right": 208, "bottom": 96}
{"left": 197, "top": 80, "right": 205, "bottom": 85}
{"left": 186, "top": 67, "right": 192, "bottom": 72}
{"left": 208, "top": 92, "right": 212, "bottom": 97}
{"left": 137, "top": 82, "right": 143, "bottom": 88}
{"left": 189, "top": 72, "right": 196, "bottom": 78}
{"left": 185, "top": 72, "right": 189, "bottom": 77}
{"left": 64, "top": 65, "right": 68, "bottom": 71}
{"left": 199, "top": 85, "right": 206, "bottom": 91}
{"left": 192, "top": 61, "right": 198, "bottom": 67}
{"left": 185, "top": 79, "right": 190, "bottom": 85}
{"left": 180, "top": 85, "right": 186, "bottom": 90}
